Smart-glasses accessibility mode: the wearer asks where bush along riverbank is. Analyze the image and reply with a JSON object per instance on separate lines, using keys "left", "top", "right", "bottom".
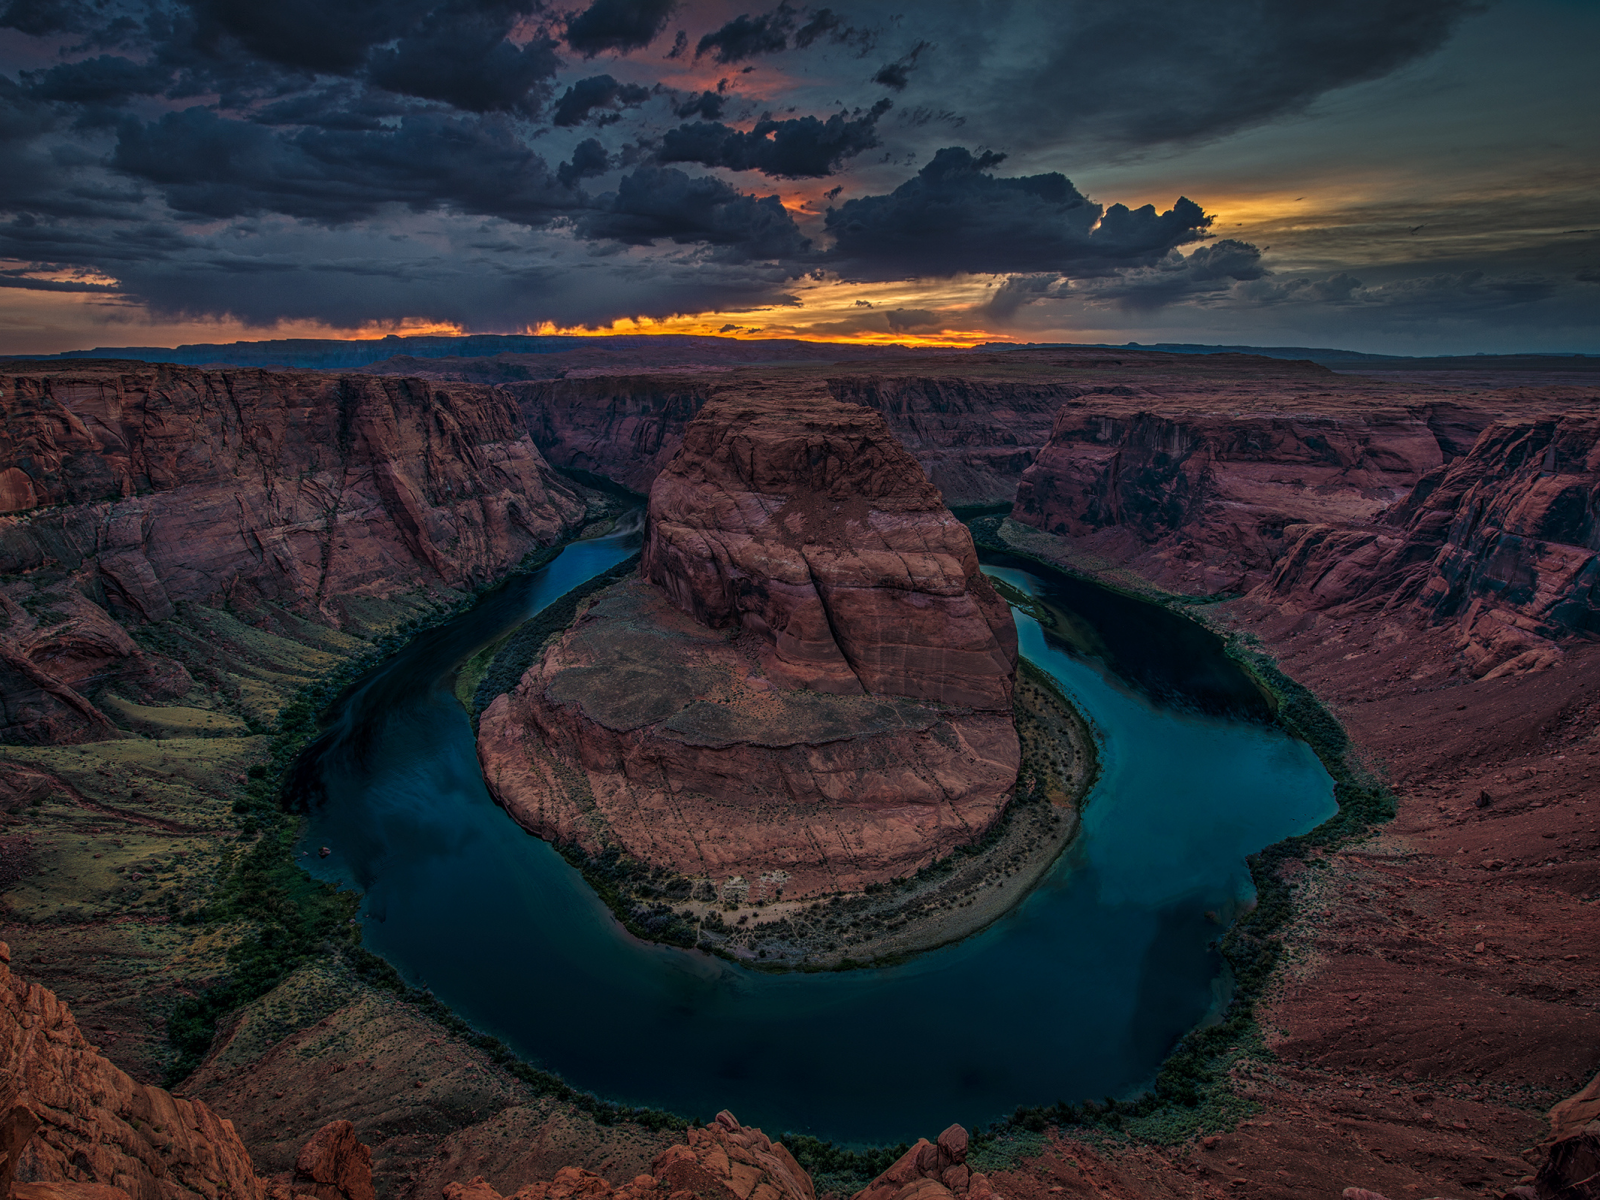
{"left": 963, "top": 515, "right": 1398, "bottom": 1149}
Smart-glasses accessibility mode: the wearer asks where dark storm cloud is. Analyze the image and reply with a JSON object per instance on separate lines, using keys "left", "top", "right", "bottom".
{"left": 577, "top": 165, "right": 810, "bottom": 260}
{"left": 557, "top": 136, "right": 609, "bottom": 186}
{"left": 952, "top": 0, "right": 1480, "bottom": 152}
{"left": 0, "top": 0, "right": 104, "bottom": 36}
{"left": 1067, "top": 239, "right": 1269, "bottom": 312}
{"left": 871, "top": 42, "right": 926, "bottom": 91}
{"left": 673, "top": 89, "right": 725, "bottom": 120}
{"left": 658, "top": 99, "right": 889, "bottom": 178}
{"left": 367, "top": 11, "right": 561, "bottom": 115}
{"left": 111, "top": 108, "right": 578, "bottom": 225}
{"left": 551, "top": 74, "right": 651, "bottom": 126}
{"left": 564, "top": 0, "right": 677, "bottom": 57}
{"left": 825, "top": 147, "right": 1210, "bottom": 279}
{"left": 23, "top": 55, "right": 172, "bottom": 105}
{"left": 182, "top": 0, "right": 436, "bottom": 74}
{"left": 695, "top": 4, "right": 795, "bottom": 63}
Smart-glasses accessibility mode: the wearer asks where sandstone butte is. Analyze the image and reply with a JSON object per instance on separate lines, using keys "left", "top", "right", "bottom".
{"left": 0, "top": 936, "right": 1015, "bottom": 1200}
{"left": 0, "top": 363, "right": 587, "bottom": 744}
{"left": 478, "top": 391, "right": 1020, "bottom": 896}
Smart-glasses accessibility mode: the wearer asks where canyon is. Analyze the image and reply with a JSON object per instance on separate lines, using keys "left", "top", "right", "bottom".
{"left": 0, "top": 347, "right": 1597, "bottom": 1200}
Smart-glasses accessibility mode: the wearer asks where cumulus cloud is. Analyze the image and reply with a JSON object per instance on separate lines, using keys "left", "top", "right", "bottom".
{"left": 673, "top": 89, "right": 725, "bottom": 120}
{"left": 110, "top": 108, "right": 580, "bottom": 225}
{"left": 576, "top": 165, "right": 811, "bottom": 261}
{"left": 658, "top": 100, "right": 890, "bottom": 178}
{"left": 825, "top": 147, "right": 1210, "bottom": 279}
{"left": 695, "top": 4, "right": 795, "bottom": 63}
{"left": 551, "top": 74, "right": 651, "bottom": 126}
{"left": 565, "top": 0, "right": 677, "bottom": 56}
{"left": 872, "top": 42, "right": 928, "bottom": 91}
{"left": 557, "top": 136, "right": 610, "bottom": 186}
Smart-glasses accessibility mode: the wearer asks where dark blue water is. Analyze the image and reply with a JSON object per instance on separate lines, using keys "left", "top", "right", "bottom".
{"left": 298, "top": 532, "right": 1335, "bottom": 1143}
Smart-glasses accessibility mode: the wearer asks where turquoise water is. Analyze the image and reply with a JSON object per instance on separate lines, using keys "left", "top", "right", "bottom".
{"left": 298, "top": 533, "right": 1335, "bottom": 1142}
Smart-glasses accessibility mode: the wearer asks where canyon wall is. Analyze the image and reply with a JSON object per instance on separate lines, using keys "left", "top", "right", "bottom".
{"left": 479, "top": 391, "right": 1020, "bottom": 897}
{"left": 1264, "top": 411, "right": 1600, "bottom": 676}
{"left": 0, "top": 363, "right": 586, "bottom": 743}
{"left": 509, "top": 373, "right": 1082, "bottom": 506}
{"left": 1009, "top": 399, "right": 1480, "bottom": 593}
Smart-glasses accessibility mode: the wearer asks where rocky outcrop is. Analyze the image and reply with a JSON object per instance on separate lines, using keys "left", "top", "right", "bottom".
{"left": 479, "top": 392, "right": 1020, "bottom": 897}
{"left": 440, "top": 1112, "right": 821, "bottom": 1200}
{"left": 1263, "top": 413, "right": 1600, "bottom": 676}
{"left": 1011, "top": 401, "right": 1458, "bottom": 592}
{"left": 853, "top": 1124, "right": 996, "bottom": 1200}
{"left": 437, "top": 1116, "right": 1006, "bottom": 1200}
{"left": 643, "top": 394, "right": 1017, "bottom": 704}
{"left": 0, "top": 941, "right": 263, "bottom": 1200}
{"left": 283, "top": 1123, "right": 374, "bottom": 1200}
{"left": 0, "top": 363, "right": 586, "bottom": 742}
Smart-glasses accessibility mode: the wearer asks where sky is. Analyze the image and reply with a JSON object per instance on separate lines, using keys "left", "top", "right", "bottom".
{"left": 0, "top": 0, "right": 1595, "bottom": 355}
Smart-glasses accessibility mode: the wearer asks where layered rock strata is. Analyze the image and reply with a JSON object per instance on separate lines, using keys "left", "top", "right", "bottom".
{"left": 1010, "top": 400, "right": 1469, "bottom": 593}
{"left": 1262, "top": 412, "right": 1600, "bottom": 677}
{"left": 479, "top": 393, "right": 1019, "bottom": 896}
{"left": 0, "top": 363, "right": 586, "bottom": 743}
{"left": 511, "top": 373, "right": 1079, "bottom": 506}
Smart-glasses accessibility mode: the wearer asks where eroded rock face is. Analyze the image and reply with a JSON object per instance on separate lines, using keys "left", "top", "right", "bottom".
{"left": 479, "top": 393, "right": 1019, "bottom": 896}
{"left": 0, "top": 942, "right": 263, "bottom": 1200}
{"left": 1262, "top": 413, "right": 1600, "bottom": 677}
{"left": 643, "top": 394, "right": 1017, "bottom": 705}
{"left": 0, "top": 363, "right": 585, "bottom": 743}
{"left": 1011, "top": 402, "right": 1454, "bottom": 592}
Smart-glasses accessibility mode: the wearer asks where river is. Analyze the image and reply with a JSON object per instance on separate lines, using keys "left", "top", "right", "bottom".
{"left": 298, "top": 525, "right": 1335, "bottom": 1143}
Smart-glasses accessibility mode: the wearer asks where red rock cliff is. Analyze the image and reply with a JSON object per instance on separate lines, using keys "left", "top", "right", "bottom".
{"left": 0, "top": 363, "right": 586, "bottom": 743}
{"left": 1010, "top": 398, "right": 1483, "bottom": 592}
{"left": 1263, "top": 410, "right": 1600, "bottom": 676}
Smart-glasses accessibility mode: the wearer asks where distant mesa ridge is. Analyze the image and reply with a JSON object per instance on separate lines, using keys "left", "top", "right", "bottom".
{"left": 5, "top": 333, "right": 1595, "bottom": 371}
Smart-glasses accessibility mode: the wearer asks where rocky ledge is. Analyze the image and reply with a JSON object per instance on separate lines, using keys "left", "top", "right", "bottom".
{"left": 478, "top": 391, "right": 1022, "bottom": 901}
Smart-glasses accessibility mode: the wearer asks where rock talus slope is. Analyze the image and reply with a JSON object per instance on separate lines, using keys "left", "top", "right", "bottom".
{"left": 479, "top": 392, "right": 1020, "bottom": 896}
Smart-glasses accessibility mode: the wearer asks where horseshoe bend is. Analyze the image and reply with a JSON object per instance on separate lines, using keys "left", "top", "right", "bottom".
{"left": 476, "top": 390, "right": 1055, "bottom": 918}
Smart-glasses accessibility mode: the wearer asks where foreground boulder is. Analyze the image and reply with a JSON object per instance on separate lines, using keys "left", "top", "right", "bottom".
{"left": 479, "top": 392, "right": 1020, "bottom": 897}
{"left": 0, "top": 941, "right": 263, "bottom": 1200}
{"left": 442, "top": 1111, "right": 817, "bottom": 1200}
{"left": 853, "top": 1124, "right": 996, "bottom": 1200}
